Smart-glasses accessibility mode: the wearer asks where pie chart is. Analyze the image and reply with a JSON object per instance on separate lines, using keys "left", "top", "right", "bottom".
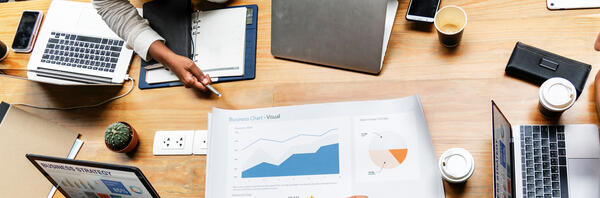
{"left": 368, "top": 132, "right": 408, "bottom": 169}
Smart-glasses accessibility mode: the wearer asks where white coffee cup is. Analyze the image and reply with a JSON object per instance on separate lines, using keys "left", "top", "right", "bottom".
{"left": 538, "top": 77, "right": 576, "bottom": 118}
{"left": 439, "top": 148, "right": 474, "bottom": 183}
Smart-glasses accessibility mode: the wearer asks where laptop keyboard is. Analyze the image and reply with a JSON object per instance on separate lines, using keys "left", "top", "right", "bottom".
{"left": 520, "top": 125, "right": 568, "bottom": 198}
{"left": 40, "top": 31, "right": 124, "bottom": 73}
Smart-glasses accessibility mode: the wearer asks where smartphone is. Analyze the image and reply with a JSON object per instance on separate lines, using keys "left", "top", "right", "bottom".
{"left": 12, "top": 10, "right": 43, "bottom": 53}
{"left": 406, "top": 0, "right": 441, "bottom": 23}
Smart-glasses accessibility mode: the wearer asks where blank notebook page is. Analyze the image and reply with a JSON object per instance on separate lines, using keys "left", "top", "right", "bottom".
{"left": 192, "top": 7, "right": 247, "bottom": 77}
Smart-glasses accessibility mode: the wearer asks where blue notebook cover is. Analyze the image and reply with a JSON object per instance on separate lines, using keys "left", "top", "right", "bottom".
{"left": 139, "top": 4, "right": 258, "bottom": 89}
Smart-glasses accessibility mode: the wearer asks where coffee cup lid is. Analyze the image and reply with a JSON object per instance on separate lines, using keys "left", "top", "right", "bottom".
{"left": 539, "top": 78, "right": 576, "bottom": 111}
{"left": 439, "top": 148, "right": 474, "bottom": 183}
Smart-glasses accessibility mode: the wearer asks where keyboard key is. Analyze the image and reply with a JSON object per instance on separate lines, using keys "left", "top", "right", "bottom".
{"left": 557, "top": 133, "right": 565, "bottom": 140}
{"left": 559, "top": 157, "right": 566, "bottom": 165}
{"left": 110, "top": 46, "right": 121, "bottom": 52}
{"left": 535, "top": 171, "right": 542, "bottom": 179}
{"left": 543, "top": 169, "right": 550, "bottom": 177}
{"left": 534, "top": 156, "right": 541, "bottom": 163}
{"left": 59, "top": 40, "right": 65, "bottom": 44}
{"left": 118, "top": 40, "right": 124, "bottom": 46}
{"left": 76, "top": 35, "right": 101, "bottom": 43}
{"left": 557, "top": 141, "right": 565, "bottom": 148}
{"left": 557, "top": 126, "right": 564, "bottom": 132}
{"left": 558, "top": 149, "right": 565, "bottom": 156}
{"left": 536, "top": 187, "right": 543, "bottom": 195}
{"left": 551, "top": 173, "right": 559, "bottom": 181}
{"left": 542, "top": 139, "right": 549, "bottom": 147}
{"left": 551, "top": 166, "right": 558, "bottom": 174}
{"left": 533, "top": 133, "right": 540, "bottom": 140}
{"left": 47, "top": 43, "right": 55, "bottom": 49}
{"left": 552, "top": 190, "right": 559, "bottom": 197}
{"left": 111, "top": 52, "right": 119, "bottom": 57}
{"left": 110, "top": 58, "right": 118, "bottom": 63}
{"left": 559, "top": 166, "right": 569, "bottom": 197}
{"left": 551, "top": 158, "right": 558, "bottom": 166}
{"left": 110, "top": 64, "right": 116, "bottom": 68}
{"left": 550, "top": 143, "right": 557, "bottom": 150}
{"left": 534, "top": 141, "right": 541, "bottom": 148}
{"left": 109, "top": 69, "right": 114, "bottom": 72}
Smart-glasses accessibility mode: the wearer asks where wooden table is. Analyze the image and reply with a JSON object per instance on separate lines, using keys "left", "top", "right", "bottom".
{"left": 1, "top": 0, "right": 599, "bottom": 197}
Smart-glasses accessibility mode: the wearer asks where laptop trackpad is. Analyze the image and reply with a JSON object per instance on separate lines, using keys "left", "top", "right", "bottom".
{"left": 568, "top": 158, "right": 600, "bottom": 197}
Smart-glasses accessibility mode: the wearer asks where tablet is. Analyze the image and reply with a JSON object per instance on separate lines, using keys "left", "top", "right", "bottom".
{"left": 26, "top": 154, "right": 160, "bottom": 198}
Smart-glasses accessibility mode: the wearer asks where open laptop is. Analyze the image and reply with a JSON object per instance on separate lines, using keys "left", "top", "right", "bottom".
{"left": 23, "top": 0, "right": 133, "bottom": 85}
{"left": 26, "top": 154, "right": 160, "bottom": 198}
{"left": 492, "top": 101, "right": 600, "bottom": 198}
{"left": 271, "top": 0, "right": 398, "bottom": 74}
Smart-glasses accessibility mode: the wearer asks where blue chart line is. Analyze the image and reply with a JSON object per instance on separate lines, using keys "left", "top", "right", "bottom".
{"left": 240, "top": 128, "right": 338, "bottom": 151}
{"left": 241, "top": 143, "right": 340, "bottom": 178}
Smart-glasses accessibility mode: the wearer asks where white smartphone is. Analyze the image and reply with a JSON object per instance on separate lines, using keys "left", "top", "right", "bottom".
{"left": 406, "top": 0, "right": 441, "bottom": 23}
{"left": 12, "top": 10, "right": 43, "bottom": 53}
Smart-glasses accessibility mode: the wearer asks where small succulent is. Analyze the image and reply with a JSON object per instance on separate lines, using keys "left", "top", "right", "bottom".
{"left": 105, "top": 122, "right": 133, "bottom": 151}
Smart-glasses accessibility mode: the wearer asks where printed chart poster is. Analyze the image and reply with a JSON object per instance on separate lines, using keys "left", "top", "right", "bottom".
{"left": 352, "top": 113, "right": 420, "bottom": 182}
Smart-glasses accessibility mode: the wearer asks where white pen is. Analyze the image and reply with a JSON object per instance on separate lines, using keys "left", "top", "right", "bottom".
{"left": 205, "top": 84, "right": 222, "bottom": 97}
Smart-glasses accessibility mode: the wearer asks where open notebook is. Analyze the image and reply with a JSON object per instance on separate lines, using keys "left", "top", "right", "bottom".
{"left": 145, "top": 7, "right": 247, "bottom": 84}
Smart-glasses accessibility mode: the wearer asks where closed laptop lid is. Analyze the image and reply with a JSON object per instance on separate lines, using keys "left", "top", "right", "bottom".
{"left": 271, "top": 0, "right": 389, "bottom": 74}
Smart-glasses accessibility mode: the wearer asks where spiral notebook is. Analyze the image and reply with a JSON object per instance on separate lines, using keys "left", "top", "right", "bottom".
{"left": 139, "top": 1, "right": 257, "bottom": 89}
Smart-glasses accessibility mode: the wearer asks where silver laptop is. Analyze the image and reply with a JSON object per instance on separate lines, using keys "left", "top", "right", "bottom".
{"left": 23, "top": 0, "right": 133, "bottom": 85}
{"left": 492, "top": 101, "right": 600, "bottom": 198}
{"left": 271, "top": 0, "right": 398, "bottom": 74}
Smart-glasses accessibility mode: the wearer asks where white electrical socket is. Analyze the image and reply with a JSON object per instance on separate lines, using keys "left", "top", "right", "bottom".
{"left": 193, "top": 130, "right": 208, "bottom": 155}
{"left": 153, "top": 131, "right": 195, "bottom": 155}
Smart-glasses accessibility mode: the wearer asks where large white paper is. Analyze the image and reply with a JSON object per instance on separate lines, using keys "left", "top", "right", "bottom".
{"left": 206, "top": 95, "right": 445, "bottom": 198}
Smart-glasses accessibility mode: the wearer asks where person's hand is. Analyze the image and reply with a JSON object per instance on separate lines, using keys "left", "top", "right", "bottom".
{"left": 147, "top": 40, "right": 212, "bottom": 91}
{"left": 595, "top": 32, "right": 600, "bottom": 51}
{"left": 163, "top": 54, "right": 212, "bottom": 91}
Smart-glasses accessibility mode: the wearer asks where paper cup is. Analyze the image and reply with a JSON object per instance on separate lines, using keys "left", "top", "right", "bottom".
{"left": 538, "top": 77, "right": 576, "bottom": 118}
{"left": 439, "top": 148, "right": 474, "bottom": 183}
{"left": 434, "top": 6, "right": 467, "bottom": 47}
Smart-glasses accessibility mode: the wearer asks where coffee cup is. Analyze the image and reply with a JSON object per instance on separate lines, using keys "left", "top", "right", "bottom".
{"left": 434, "top": 6, "right": 467, "bottom": 47}
{"left": 538, "top": 77, "right": 576, "bottom": 118}
{"left": 0, "top": 40, "right": 8, "bottom": 62}
{"left": 439, "top": 148, "right": 474, "bottom": 183}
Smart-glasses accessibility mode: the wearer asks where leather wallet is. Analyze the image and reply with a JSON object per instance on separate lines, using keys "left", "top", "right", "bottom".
{"left": 505, "top": 42, "right": 591, "bottom": 97}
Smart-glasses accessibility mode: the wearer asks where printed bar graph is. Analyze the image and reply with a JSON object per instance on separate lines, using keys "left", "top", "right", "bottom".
{"left": 241, "top": 143, "right": 340, "bottom": 178}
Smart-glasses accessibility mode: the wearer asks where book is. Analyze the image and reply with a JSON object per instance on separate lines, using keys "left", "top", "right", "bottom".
{"left": 0, "top": 102, "right": 82, "bottom": 197}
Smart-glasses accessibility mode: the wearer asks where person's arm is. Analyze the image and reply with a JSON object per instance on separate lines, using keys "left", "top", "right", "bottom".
{"left": 595, "top": 32, "right": 600, "bottom": 51}
{"left": 92, "top": 0, "right": 211, "bottom": 91}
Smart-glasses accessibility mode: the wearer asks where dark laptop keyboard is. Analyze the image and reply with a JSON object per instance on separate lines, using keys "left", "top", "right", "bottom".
{"left": 520, "top": 125, "right": 568, "bottom": 198}
{"left": 40, "top": 31, "right": 124, "bottom": 73}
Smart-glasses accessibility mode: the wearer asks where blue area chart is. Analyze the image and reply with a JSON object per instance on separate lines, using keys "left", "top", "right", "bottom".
{"left": 242, "top": 143, "right": 340, "bottom": 178}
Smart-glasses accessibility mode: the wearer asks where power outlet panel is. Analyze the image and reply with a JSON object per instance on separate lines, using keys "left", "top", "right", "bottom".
{"left": 153, "top": 130, "right": 194, "bottom": 155}
{"left": 192, "top": 130, "right": 208, "bottom": 155}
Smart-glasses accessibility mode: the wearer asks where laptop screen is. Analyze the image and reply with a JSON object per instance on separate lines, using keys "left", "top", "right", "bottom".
{"left": 32, "top": 159, "right": 155, "bottom": 198}
{"left": 492, "top": 102, "right": 514, "bottom": 198}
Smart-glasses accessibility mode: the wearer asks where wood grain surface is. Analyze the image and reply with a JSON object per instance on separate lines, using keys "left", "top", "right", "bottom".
{"left": 1, "top": 0, "right": 599, "bottom": 197}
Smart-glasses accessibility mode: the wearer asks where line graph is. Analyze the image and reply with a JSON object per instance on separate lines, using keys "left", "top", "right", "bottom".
{"left": 240, "top": 128, "right": 339, "bottom": 151}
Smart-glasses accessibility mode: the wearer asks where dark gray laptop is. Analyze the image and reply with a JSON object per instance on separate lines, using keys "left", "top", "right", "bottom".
{"left": 271, "top": 0, "right": 398, "bottom": 74}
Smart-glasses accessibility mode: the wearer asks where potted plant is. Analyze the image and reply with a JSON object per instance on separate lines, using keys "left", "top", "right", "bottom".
{"left": 105, "top": 122, "right": 139, "bottom": 153}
